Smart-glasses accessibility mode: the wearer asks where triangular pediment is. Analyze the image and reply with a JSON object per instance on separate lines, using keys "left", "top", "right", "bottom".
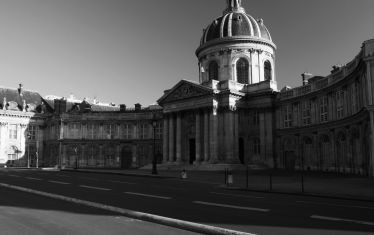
{"left": 158, "top": 80, "right": 213, "bottom": 105}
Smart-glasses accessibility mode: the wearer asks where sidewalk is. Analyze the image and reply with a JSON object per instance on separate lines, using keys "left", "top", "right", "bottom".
{"left": 61, "top": 168, "right": 374, "bottom": 202}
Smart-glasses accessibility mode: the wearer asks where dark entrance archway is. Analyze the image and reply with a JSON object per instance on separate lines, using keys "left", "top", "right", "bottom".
{"left": 189, "top": 139, "right": 196, "bottom": 164}
{"left": 239, "top": 138, "right": 244, "bottom": 164}
{"left": 121, "top": 146, "right": 132, "bottom": 169}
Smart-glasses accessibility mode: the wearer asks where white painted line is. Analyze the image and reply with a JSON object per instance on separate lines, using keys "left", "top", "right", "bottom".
{"left": 297, "top": 200, "right": 374, "bottom": 210}
{"left": 211, "top": 192, "right": 264, "bottom": 199}
{"left": 0, "top": 182, "right": 255, "bottom": 235}
{"left": 48, "top": 180, "right": 71, "bottom": 185}
{"left": 79, "top": 185, "right": 111, "bottom": 191}
{"left": 125, "top": 192, "right": 171, "bottom": 200}
{"left": 8, "top": 174, "right": 20, "bottom": 178}
{"left": 109, "top": 180, "right": 136, "bottom": 185}
{"left": 311, "top": 215, "right": 374, "bottom": 226}
{"left": 25, "top": 177, "right": 42, "bottom": 181}
{"left": 193, "top": 201, "right": 270, "bottom": 212}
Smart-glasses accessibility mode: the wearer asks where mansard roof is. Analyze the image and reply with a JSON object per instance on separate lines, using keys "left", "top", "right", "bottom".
{"left": 0, "top": 86, "right": 51, "bottom": 113}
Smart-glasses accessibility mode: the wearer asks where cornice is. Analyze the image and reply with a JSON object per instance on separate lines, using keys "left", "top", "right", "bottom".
{"left": 196, "top": 36, "right": 276, "bottom": 57}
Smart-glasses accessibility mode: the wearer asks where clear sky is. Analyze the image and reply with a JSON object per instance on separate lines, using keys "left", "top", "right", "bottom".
{"left": 0, "top": 0, "right": 373, "bottom": 106}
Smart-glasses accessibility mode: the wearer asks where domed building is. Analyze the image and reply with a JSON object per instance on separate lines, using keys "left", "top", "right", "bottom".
{"left": 158, "top": 0, "right": 278, "bottom": 166}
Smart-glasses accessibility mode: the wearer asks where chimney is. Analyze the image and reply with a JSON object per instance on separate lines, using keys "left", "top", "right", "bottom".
{"left": 134, "top": 103, "right": 141, "bottom": 111}
{"left": 18, "top": 83, "right": 23, "bottom": 96}
{"left": 301, "top": 73, "right": 312, "bottom": 86}
{"left": 120, "top": 104, "right": 126, "bottom": 112}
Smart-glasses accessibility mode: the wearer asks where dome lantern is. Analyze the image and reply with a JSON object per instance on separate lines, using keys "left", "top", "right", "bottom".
{"left": 224, "top": 0, "right": 245, "bottom": 14}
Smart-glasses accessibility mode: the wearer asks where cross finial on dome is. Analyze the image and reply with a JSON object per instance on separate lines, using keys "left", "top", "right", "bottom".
{"left": 224, "top": 0, "right": 245, "bottom": 14}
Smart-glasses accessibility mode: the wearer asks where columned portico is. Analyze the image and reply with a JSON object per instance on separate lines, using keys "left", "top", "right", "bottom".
{"left": 176, "top": 112, "right": 182, "bottom": 163}
{"left": 203, "top": 110, "right": 210, "bottom": 162}
{"left": 195, "top": 110, "right": 201, "bottom": 163}
{"left": 168, "top": 114, "right": 175, "bottom": 162}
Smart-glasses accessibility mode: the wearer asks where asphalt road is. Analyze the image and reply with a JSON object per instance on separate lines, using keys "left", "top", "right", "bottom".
{"left": 0, "top": 168, "right": 374, "bottom": 235}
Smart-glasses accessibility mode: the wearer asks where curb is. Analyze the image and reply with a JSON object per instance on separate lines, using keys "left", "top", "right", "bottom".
{"left": 0, "top": 182, "right": 254, "bottom": 235}
{"left": 61, "top": 169, "right": 176, "bottom": 179}
{"left": 221, "top": 186, "right": 374, "bottom": 203}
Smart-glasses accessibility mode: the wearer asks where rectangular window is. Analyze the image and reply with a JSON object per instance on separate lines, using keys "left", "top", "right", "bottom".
{"left": 28, "top": 126, "right": 38, "bottom": 140}
{"left": 336, "top": 90, "right": 344, "bottom": 119}
{"left": 283, "top": 105, "right": 292, "bottom": 128}
{"left": 103, "top": 124, "right": 114, "bottom": 139}
{"left": 50, "top": 125, "right": 55, "bottom": 140}
{"left": 68, "top": 123, "right": 80, "bottom": 139}
{"left": 320, "top": 96, "right": 328, "bottom": 123}
{"left": 253, "top": 110, "right": 260, "bottom": 125}
{"left": 87, "top": 124, "right": 94, "bottom": 139}
{"left": 155, "top": 122, "right": 163, "bottom": 139}
{"left": 253, "top": 138, "right": 261, "bottom": 154}
{"left": 139, "top": 124, "right": 148, "bottom": 139}
{"left": 121, "top": 124, "right": 133, "bottom": 139}
{"left": 302, "top": 100, "right": 311, "bottom": 126}
{"left": 9, "top": 124, "right": 17, "bottom": 139}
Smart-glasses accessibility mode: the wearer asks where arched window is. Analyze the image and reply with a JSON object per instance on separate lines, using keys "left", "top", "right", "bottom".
{"left": 208, "top": 61, "right": 219, "bottom": 81}
{"left": 236, "top": 58, "right": 249, "bottom": 84}
{"left": 264, "top": 60, "right": 272, "bottom": 81}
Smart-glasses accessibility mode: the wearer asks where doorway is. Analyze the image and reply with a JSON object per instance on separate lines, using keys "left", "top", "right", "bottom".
{"left": 189, "top": 139, "right": 196, "bottom": 164}
{"left": 239, "top": 138, "right": 244, "bottom": 164}
{"left": 121, "top": 146, "right": 132, "bottom": 169}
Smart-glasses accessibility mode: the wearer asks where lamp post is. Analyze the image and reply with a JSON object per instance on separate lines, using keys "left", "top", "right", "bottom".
{"left": 74, "top": 146, "right": 78, "bottom": 169}
{"left": 27, "top": 133, "right": 31, "bottom": 168}
{"left": 151, "top": 116, "right": 158, "bottom": 175}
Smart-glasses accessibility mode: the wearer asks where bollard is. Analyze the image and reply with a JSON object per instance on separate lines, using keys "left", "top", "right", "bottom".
{"left": 181, "top": 169, "right": 187, "bottom": 179}
{"left": 227, "top": 170, "right": 233, "bottom": 186}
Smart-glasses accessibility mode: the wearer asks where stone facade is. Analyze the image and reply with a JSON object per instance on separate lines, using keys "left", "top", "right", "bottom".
{"left": 0, "top": 0, "right": 373, "bottom": 177}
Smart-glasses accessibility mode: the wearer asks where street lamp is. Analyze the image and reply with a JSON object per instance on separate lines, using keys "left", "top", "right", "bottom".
{"left": 27, "top": 133, "right": 31, "bottom": 168}
{"left": 151, "top": 115, "right": 158, "bottom": 175}
{"left": 74, "top": 146, "right": 78, "bottom": 169}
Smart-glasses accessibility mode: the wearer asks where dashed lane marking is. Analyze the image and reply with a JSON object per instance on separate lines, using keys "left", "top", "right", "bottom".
{"left": 79, "top": 185, "right": 111, "bottom": 191}
{"left": 311, "top": 215, "right": 374, "bottom": 226}
{"left": 193, "top": 201, "right": 270, "bottom": 212}
{"left": 8, "top": 175, "right": 20, "bottom": 178}
{"left": 25, "top": 177, "right": 42, "bottom": 181}
{"left": 125, "top": 192, "right": 171, "bottom": 200}
{"left": 0, "top": 182, "right": 255, "bottom": 235}
{"left": 211, "top": 192, "right": 264, "bottom": 199}
{"left": 109, "top": 180, "right": 136, "bottom": 185}
{"left": 297, "top": 200, "right": 374, "bottom": 210}
{"left": 48, "top": 180, "right": 71, "bottom": 185}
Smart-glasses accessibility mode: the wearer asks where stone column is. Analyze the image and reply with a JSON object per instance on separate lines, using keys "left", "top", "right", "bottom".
{"left": 162, "top": 116, "right": 169, "bottom": 163}
{"left": 370, "top": 111, "right": 374, "bottom": 178}
{"left": 203, "top": 110, "right": 209, "bottom": 162}
{"left": 225, "top": 111, "right": 235, "bottom": 162}
{"left": 209, "top": 110, "right": 218, "bottom": 162}
{"left": 176, "top": 112, "right": 182, "bottom": 163}
{"left": 195, "top": 110, "right": 201, "bottom": 163}
{"left": 168, "top": 114, "right": 175, "bottom": 162}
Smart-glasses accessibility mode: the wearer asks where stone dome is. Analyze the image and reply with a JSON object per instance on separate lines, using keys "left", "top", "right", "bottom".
{"left": 199, "top": 0, "right": 274, "bottom": 48}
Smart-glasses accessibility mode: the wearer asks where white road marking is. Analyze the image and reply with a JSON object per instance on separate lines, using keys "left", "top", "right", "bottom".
{"left": 109, "top": 180, "right": 136, "bottom": 185}
{"left": 297, "top": 200, "right": 374, "bottom": 210}
{"left": 79, "top": 185, "right": 111, "bottom": 191}
{"left": 8, "top": 174, "right": 20, "bottom": 178}
{"left": 211, "top": 192, "right": 264, "bottom": 199}
{"left": 48, "top": 180, "right": 71, "bottom": 185}
{"left": 193, "top": 201, "right": 270, "bottom": 212}
{"left": 25, "top": 177, "right": 42, "bottom": 181}
{"left": 311, "top": 215, "right": 374, "bottom": 226}
{"left": 125, "top": 192, "right": 171, "bottom": 200}
{"left": 56, "top": 174, "right": 71, "bottom": 178}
